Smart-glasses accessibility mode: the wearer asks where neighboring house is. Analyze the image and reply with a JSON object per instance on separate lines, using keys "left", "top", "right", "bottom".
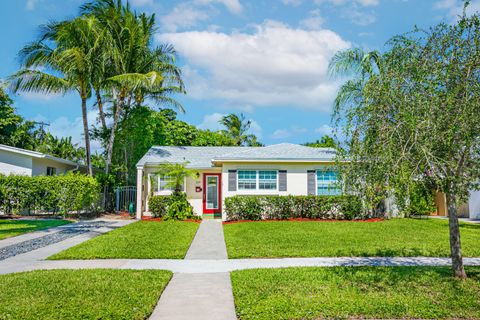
{"left": 0, "top": 144, "right": 87, "bottom": 176}
{"left": 136, "top": 143, "right": 340, "bottom": 220}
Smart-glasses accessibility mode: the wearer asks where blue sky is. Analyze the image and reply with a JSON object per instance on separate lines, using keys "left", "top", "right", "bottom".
{"left": 0, "top": 0, "right": 475, "bottom": 149}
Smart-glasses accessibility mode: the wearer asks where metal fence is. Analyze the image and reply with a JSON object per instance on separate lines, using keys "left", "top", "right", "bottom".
{"left": 115, "top": 186, "right": 137, "bottom": 214}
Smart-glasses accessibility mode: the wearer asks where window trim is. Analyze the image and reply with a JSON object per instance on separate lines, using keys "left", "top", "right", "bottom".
{"left": 315, "top": 168, "right": 341, "bottom": 196}
{"left": 149, "top": 173, "right": 186, "bottom": 195}
{"left": 46, "top": 166, "right": 56, "bottom": 176}
{"left": 237, "top": 170, "right": 279, "bottom": 192}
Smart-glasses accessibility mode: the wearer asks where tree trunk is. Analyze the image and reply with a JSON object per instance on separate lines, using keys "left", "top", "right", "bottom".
{"left": 95, "top": 90, "right": 107, "bottom": 131}
{"left": 105, "top": 98, "right": 123, "bottom": 174}
{"left": 445, "top": 192, "right": 467, "bottom": 279}
{"left": 81, "top": 96, "right": 93, "bottom": 176}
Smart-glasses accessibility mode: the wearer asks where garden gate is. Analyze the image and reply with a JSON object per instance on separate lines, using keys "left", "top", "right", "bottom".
{"left": 115, "top": 186, "right": 137, "bottom": 214}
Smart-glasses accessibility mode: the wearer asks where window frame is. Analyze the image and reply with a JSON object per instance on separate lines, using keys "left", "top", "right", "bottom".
{"left": 46, "top": 167, "right": 56, "bottom": 176}
{"left": 315, "top": 168, "right": 342, "bottom": 196}
{"left": 149, "top": 173, "right": 185, "bottom": 195}
{"left": 237, "top": 170, "right": 279, "bottom": 192}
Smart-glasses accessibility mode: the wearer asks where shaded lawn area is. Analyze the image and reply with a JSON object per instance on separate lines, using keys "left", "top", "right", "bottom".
{"left": 231, "top": 266, "right": 480, "bottom": 320}
{"left": 49, "top": 220, "right": 199, "bottom": 259}
{"left": 0, "top": 269, "right": 171, "bottom": 320}
{"left": 224, "top": 218, "right": 480, "bottom": 258}
{"left": 0, "top": 219, "right": 71, "bottom": 240}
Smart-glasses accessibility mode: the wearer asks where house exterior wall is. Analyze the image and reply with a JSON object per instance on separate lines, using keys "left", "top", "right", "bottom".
{"left": 31, "top": 158, "right": 73, "bottom": 176}
{"left": 468, "top": 190, "right": 480, "bottom": 220}
{"left": 0, "top": 149, "right": 33, "bottom": 176}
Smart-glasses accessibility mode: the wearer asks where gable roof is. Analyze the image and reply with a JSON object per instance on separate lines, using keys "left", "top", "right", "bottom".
{"left": 0, "top": 144, "right": 78, "bottom": 166}
{"left": 137, "top": 143, "right": 336, "bottom": 168}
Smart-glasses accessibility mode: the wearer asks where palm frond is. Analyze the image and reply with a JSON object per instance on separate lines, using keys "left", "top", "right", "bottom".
{"left": 8, "top": 69, "right": 72, "bottom": 95}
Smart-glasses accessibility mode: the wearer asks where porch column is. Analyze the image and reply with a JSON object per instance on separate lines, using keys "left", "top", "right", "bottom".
{"left": 136, "top": 167, "right": 144, "bottom": 220}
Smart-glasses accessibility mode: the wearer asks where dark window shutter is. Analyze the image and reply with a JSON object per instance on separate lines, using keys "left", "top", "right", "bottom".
{"left": 307, "top": 170, "right": 316, "bottom": 195}
{"left": 279, "top": 170, "right": 287, "bottom": 191}
{"left": 228, "top": 170, "right": 237, "bottom": 191}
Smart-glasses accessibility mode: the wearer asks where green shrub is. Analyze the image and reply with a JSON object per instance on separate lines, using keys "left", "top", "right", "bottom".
{"left": 149, "top": 192, "right": 199, "bottom": 220}
{"left": 224, "top": 195, "right": 364, "bottom": 221}
{"left": 0, "top": 173, "right": 100, "bottom": 215}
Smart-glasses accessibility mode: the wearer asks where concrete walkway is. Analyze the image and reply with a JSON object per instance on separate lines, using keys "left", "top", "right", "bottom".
{"left": 150, "top": 219, "right": 236, "bottom": 320}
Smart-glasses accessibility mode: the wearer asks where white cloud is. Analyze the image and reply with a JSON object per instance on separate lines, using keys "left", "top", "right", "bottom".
{"left": 342, "top": 7, "right": 376, "bottom": 26}
{"left": 25, "top": 0, "right": 37, "bottom": 10}
{"left": 300, "top": 9, "right": 324, "bottom": 30}
{"left": 159, "top": 20, "right": 350, "bottom": 111}
{"left": 129, "top": 0, "right": 154, "bottom": 6}
{"left": 33, "top": 111, "right": 103, "bottom": 153}
{"left": 193, "top": 0, "right": 243, "bottom": 13}
{"left": 315, "top": 124, "right": 333, "bottom": 135}
{"left": 433, "top": 0, "right": 480, "bottom": 20}
{"left": 282, "top": 0, "right": 303, "bottom": 6}
{"left": 197, "top": 112, "right": 225, "bottom": 131}
{"left": 161, "top": 4, "right": 209, "bottom": 32}
{"left": 19, "top": 91, "right": 61, "bottom": 101}
{"left": 249, "top": 120, "right": 263, "bottom": 138}
{"left": 315, "top": 0, "right": 379, "bottom": 6}
{"left": 271, "top": 129, "right": 291, "bottom": 139}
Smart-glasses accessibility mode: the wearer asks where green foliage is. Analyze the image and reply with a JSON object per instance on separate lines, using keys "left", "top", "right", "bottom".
{"left": 154, "top": 162, "right": 198, "bottom": 192}
{"left": 0, "top": 173, "right": 100, "bottom": 215}
{"left": 224, "top": 195, "right": 364, "bottom": 221}
{"left": 220, "top": 113, "right": 263, "bottom": 146}
{"left": 0, "top": 220, "right": 71, "bottom": 240}
{"left": 304, "top": 135, "right": 338, "bottom": 149}
{"left": 405, "top": 184, "right": 437, "bottom": 217}
{"left": 149, "top": 192, "right": 198, "bottom": 220}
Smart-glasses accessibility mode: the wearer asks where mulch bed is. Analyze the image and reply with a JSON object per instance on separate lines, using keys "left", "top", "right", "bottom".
{"left": 141, "top": 216, "right": 202, "bottom": 224}
{"left": 222, "top": 218, "right": 384, "bottom": 224}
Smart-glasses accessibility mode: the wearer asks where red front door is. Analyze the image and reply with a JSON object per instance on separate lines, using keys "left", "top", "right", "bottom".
{"left": 203, "top": 173, "right": 221, "bottom": 215}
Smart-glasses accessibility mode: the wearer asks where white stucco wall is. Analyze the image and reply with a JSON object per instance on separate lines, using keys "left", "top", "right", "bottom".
{"left": 468, "top": 190, "right": 480, "bottom": 220}
{"left": 0, "top": 149, "right": 33, "bottom": 176}
{"left": 32, "top": 158, "right": 74, "bottom": 176}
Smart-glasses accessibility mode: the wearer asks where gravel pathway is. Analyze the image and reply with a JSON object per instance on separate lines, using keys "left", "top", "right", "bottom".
{"left": 0, "top": 221, "right": 116, "bottom": 261}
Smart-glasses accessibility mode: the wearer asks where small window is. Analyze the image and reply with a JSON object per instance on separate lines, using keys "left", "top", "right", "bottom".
{"left": 46, "top": 167, "right": 56, "bottom": 176}
{"left": 259, "top": 170, "right": 277, "bottom": 190}
{"left": 150, "top": 174, "right": 183, "bottom": 192}
{"left": 316, "top": 170, "right": 341, "bottom": 195}
{"left": 238, "top": 170, "right": 257, "bottom": 190}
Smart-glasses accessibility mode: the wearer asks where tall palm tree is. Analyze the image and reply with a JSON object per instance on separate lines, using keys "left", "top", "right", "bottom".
{"left": 219, "top": 113, "right": 261, "bottom": 146}
{"left": 8, "top": 16, "right": 105, "bottom": 175}
{"left": 81, "top": 0, "right": 185, "bottom": 174}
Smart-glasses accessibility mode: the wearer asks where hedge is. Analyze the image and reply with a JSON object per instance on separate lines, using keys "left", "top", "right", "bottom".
{"left": 224, "top": 195, "right": 365, "bottom": 221}
{"left": 0, "top": 173, "right": 100, "bottom": 215}
{"left": 148, "top": 193, "right": 198, "bottom": 220}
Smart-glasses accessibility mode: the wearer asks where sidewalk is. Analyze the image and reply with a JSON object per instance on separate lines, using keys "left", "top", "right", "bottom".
{"left": 149, "top": 219, "right": 236, "bottom": 320}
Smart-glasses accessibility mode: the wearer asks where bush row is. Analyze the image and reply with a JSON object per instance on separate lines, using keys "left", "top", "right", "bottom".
{"left": 0, "top": 173, "right": 100, "bottom": 215}
{"left": 224, "top": 195, "right": 365, "bottom": 221}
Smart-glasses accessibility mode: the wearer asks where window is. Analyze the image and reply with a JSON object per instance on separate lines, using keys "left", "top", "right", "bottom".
{"left": 316, "top": 170, "right": 341, "bottom": 195}
{"left": 46, "top": 167, "right": 56, "bottom": 176}
{"left": 259, "top": 171, "right": 277, "bottom": 190}
{"left": 150, "top": 174, "right": 183, "bottom": 192}
{"left": 238, "top": 170, "right": 278, "bottom": 191}
{"left": 238, "top": 170, "right": 257, "bottom": 190}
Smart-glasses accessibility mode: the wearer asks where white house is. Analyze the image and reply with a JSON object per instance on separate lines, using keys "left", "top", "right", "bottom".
{"left": 136, "top": 143, "right": 341, "bottom": 220}
{"left": 136, "top": 143, "right": 480, "bottom": 221}
{"left": 0, "top": 144, "right": 85, "bottom": 177}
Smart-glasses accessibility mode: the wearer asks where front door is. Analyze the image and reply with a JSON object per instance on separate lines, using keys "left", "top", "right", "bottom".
{"left": 203, "top": 173, "right": 221, "bottom": 215}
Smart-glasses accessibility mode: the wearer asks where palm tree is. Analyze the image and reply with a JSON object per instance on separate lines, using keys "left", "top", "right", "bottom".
{"left": 81, "top": 0, "right": 185, "bottom": 175}
{"left": 219, "top": 113, "right": 261, "bottom": 146}
{"left": 154, "top": 162, "right": 198, "bottom": 193}
{"left": 8, "top": 16, "right": 105, "bottom": 175}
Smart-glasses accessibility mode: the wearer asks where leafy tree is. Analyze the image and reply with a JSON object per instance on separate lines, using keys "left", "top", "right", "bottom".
{"left": 304, "top": 135, "right": 338, "bottom": 148}
{"left": 220, "top": 113, "right": 262, "bottom": 146}
{"left": 330, "top": 6, "right": 480, "bottom": 278}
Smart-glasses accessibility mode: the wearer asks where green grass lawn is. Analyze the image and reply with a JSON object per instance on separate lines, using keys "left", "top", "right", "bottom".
{"left": 0, "top": 219, "right": 71, "bottom": 240}
{"left": 231, "top": 266, "right": 480, "bottom": 320}
{"left": 0, "top": 269, "right": 171, "bottom": 320}
{"left": 224, "top": 218, "right": 480, "bottom": 258}
{"left": 48, "top": 220, "right": 199, "bottom": 259}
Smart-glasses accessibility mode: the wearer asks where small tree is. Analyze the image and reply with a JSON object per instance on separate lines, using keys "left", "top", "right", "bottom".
{"left": 331, "top": 5, "right": 480, "bottom": 278}
{"left": 154, "top": 162, "right": 198, "bottom": 193}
